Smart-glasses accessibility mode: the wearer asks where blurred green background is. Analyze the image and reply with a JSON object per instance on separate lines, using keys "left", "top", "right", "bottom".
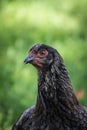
{"left": 0, "top": 0, "right": 87, "bottom": 129}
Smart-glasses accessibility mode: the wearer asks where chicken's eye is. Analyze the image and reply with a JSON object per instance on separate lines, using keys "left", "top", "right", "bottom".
{"left": 39, "top": 50, "right": 45, "bottom": 55}
{"left": 38, "top": 50, "right": 48, "bottom": 57}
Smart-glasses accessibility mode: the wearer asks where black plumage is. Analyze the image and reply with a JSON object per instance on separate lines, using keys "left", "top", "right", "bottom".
{"left": 12, "top": 44, "right": 87, "bottom": 130}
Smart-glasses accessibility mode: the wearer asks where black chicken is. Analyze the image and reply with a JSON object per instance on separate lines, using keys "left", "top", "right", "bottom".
{"left": 12, "top": 44, "right": 87, "bottom": 130}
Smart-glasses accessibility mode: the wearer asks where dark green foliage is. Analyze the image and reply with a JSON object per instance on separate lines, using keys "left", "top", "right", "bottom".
{"left": 0, "top": 0, "right": 87, "bottom": 129}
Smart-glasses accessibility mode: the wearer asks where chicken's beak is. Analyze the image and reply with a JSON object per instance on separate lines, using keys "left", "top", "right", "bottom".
{"left": 24, "top": 55, "right": 34, "bottom": 64}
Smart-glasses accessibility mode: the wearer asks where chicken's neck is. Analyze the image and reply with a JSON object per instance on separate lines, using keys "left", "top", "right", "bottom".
{"left": 36, "top": 60, "right": 79, "bottom": 117}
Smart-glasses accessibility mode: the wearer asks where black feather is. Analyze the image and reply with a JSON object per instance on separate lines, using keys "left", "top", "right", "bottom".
{"left": 12, "top": 44, "right": 87, "bottom": 130}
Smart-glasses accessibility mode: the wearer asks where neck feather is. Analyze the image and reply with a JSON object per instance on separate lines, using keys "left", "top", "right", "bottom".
{"left": 36, "top": 59, "right": 79, "bottom": 116}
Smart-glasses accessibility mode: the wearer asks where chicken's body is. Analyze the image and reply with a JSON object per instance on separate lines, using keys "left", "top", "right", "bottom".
{"left": 12, "top": 44, "right": 87, "bottom": 130}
